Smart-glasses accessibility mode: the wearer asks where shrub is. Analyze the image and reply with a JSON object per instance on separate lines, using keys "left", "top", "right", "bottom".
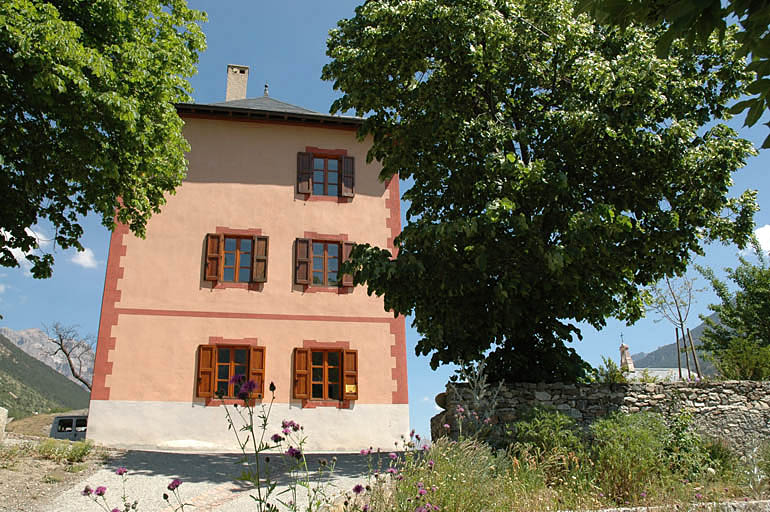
{"left": 664, "top": 409, "right": 706, "bottom": 478}
{"left": 36, "top": 439, "right": 92, "bottom": 463}
{"left": 511, "top": 407, "right": 585, "bottom": 456}
{"left": 591, "top": 412, "right": 669, "bottom": 501}
{"left": 712, "top": 338, "right": 770, "bottom": 380}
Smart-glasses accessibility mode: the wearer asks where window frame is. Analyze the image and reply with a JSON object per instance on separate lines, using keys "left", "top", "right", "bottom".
{"left": 214, "top": 345, "right": 251, "bottom": 399}
{"left": 197, "top": 343, "right": 266, "bottom": 402}
{"left": 311, "top": 241, "right": 341, "bottom": 287}
{"left": 311, "top": 155, "right": 341, "bottom": 197}
{"left": 295, "top": 237, "right": 354, "bottom": 289}
{"left": 309, "top": 349, "right": 342, "bottom": 401}
{"left": 204, "top": 231, "right": 269, "bottom": 286}
{"left": 292, "top": 346, "right": 358, "bottom": 404}
{"left": 222, "top": 236, "right": 253, "bottom": 284}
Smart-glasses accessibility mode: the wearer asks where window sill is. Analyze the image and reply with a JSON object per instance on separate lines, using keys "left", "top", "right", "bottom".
{"left": 211, "top": 281, "right": 265, "bottom": 291}
{"left": 303, "top": 286, "right": 353, "bottom": 294}
{"left": 301, "top": 194, "right": 353, "bottom": 203}
{"left": 301, "top": 399, "right": 351, "bottom": 409}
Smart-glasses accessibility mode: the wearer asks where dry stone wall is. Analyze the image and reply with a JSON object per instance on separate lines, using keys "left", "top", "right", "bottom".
{"left": 431, "top": 381, "right": 770, "bottom": 454}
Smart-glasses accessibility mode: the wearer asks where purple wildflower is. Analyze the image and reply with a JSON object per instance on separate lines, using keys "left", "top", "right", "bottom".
{"left": 696, "top": 493, "right": 703, "bottom": 500}
{"left": 168, "top": 479, "right": 182, "bottom": 491}
{"left": 419, "top": 488, "right": 428, "bottom": 496}
{"left": 442, "top": 424, "right": 450, "bottom": 429}
{"left": 229, "top": 374, "right": 245, "bottom": 385}
{"left": 353, "top": 484, "right": 364, "bottom": 494}
{"left": 115, "top": 467, "right": 127, "bottom": 476}
{"left": 271, "top": 434, "right": 283, "bottom": 443}
{"left": 112, "top": 509, "right": 120, "bottom": 512}
{"left": 389, "top": 452, "right": 397, "bottom": 460}
{"left": 396, "top": 474, "right": 404, "bottom": 480}
{"left": 242, "top": 380, "right": 257, "bottom": 393}
{"left": 362, "top": 506, "right": 369, "bottom": 512}
{"left": 640, "top": 492, "right": 647, "bottom": 498}
{"left": 282, "top": 427, "right": 291, "bottom": 435}
{"left": 81, "top": 486, "right": 93, "bottom": 496}
{"left": 286, "top": 446, "right": 302, "bottom": 459}
{"left": 427, "top": 460, "right": 435, "bottom": 469}
{"left": 431, "top": 485, "right": 437, "bottom": 492}
{"left": 416, "top": 482, "right": 424, "bottom": 488}
{"left": 95, "top": 486, "right": 107, "bottom": 496}
{"left": 387, "top": 467, "right": 398, "bottom": 475}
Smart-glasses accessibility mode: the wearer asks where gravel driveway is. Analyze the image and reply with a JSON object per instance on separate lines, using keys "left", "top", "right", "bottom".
{"left": 38, "top": 451, "right": 376, "bottom": 512}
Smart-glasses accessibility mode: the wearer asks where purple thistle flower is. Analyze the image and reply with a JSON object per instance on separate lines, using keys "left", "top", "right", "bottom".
{"left": 229, "top": 374, "right": 245, "bottom": 385}
{"left": 396, "top": 474, "right": 404, "bottom": 480}
{"left": 242, "top": 380, "right": 257, "bottom": 393}
{"left": 640, "top": 492, "right": 647, "bottom": 498}
{"left": 282, "top": 427, "right": 291, "bottom": 435}
{"left": 167, "top": 479, "right": 182, "bottom": 491}
{"left": 271, "top": 434, "right": 283, "bottom": 443}
{"left": 442, "top": 424, "right": 450, "bottom": 429}
{"left": 387, "top": 467, "right": 398, "bottom": 475}
{"left": 419, "top": 488, "right": 428, "bottom": 496}
{"left": 427, "top": 459, "right": 435, "bottom": 469}
{"left": 696, "top": 493, "right": 703, "bottom": 500}
{"left": 416, "top": 481, "right": 424, "bottom": 488}
{"left": 286, "top": 446, "right": 302, "bottom": 459}
{"left": 115, "top": 467, "right": 127, "bottom": 476}
{"left": 81, "top": 485, "right": 93, "bottom": 496}
{"left": 353, "top": 484, "right": 364, "bottom": 494}
{"left": 360, "top": 448, "right": 371, "bottom": 455}
{"left": 389, "top": 452, "right": 397, "bottom": 460}
{"left": 362, "top": 506, "right": 369, "bottom": 512}
{"left": 431, "top": 485, "right": 437, "bottom": 492}
{"left": 112, "top": 509, "right": 120, "bottom": 512}
{"left": 94, "top": 486, "right": 107, "bottom": 496}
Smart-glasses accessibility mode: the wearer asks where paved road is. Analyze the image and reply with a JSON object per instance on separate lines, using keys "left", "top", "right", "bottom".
{"left": 40, "top": 451, "right": 379, "bottom": 512}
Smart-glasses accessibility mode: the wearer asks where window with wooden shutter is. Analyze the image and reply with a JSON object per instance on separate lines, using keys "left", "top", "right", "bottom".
{"left": 297, "top": 152, "right": 313, "bottom": 194}
{"left": 341, "top": 156, "right": 355, "bottom": 197}
{"left": 293, "top": 348, "right": 310, "bottom": 399}
{"left": 196, "top": 345, "right": 216, "bottom": 398}
{"left": 205, "top": 233, "right": 223, "bottom": 281}
{"left": 342, "top": 350, "right": 359, "bottom": 400}
{"left": 252, "top": 236, "right": 269, "bottom": 283}
{"left": 295, "top": 238, "right": 311, "bottom": 285}
{"left": 341, "top": 242, "right": 354, "bottom": 287}
{"left": 249, "top": 346, "right": 266, "bottom": 398}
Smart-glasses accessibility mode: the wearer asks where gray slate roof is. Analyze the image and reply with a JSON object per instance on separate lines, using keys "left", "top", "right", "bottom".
{"left": 211, "top": 96, "right": 321, "bottom": 115}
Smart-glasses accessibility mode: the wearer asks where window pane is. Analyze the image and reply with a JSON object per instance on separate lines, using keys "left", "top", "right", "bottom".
{"left": 313, "top": 257, "right": 323, "bottom": 270}
{"left": 312, "top": 367, "right": 323, "bottom": 382}
{"left": 313, "top": 158, "right": 324, "bottom": 170}
{"left": 225, "top": 238, "right": 236, "bottom": 251}
{"left": 239, "top": 268, "right": 250, "bottom": 282}
{"left": 328, "top": 351, "right": 339, "bottom": 366}
{"left": 313, "top": 183, "right": 324, "bottom": 195}
{"left": 327, "top": 272, "right": 338, "bottom": 285}
{"left": 224, "top": 253, "right": 235, "bottom": 266}
{"left": 328, "top": 185, "right": 338, "bottom": 196}
{"left": 328, "top": 159, "right": 338, "bottom": 171}
{"left": 328, "top": 171, "right": 338, "bottom": 184}
{"left": 312, "top": 272, "right": 324, "bottom": 284}
{"left": 234, "top": 349, "right": 247, "bottom": 364}
{"left": 312, "top": 384, "right": 323, "bottom": 399}
{"left": 217, "top": 381, "right": 229, "bottom": 396}
{"left": 218, "top": 349, "right": 230, "bottom": 364}
{"left": 312, "top": 351, "right": 323, "bottom": 365}
{"left": 218, "top": 365, "right": 229, "bottom": 379}
{"left": 328, "top": 383, "right": 340, "bottom": 400}
{"left": 328, "top": 367, "right": 339, "bottom": 382}
{"left": 58, "top": 419, "right": 73, "bottom": 432}
{"left": 240, "top": 239, "right": 252, "bottom": 252}
{"left": 313, "top": 243, "right": 324, "bottom": 255}
{"left": 314, "top": 170, "right": 324, "bottom": 183}
{"left": 327, "top": 259, "right": 338, "bottom": 271}
{"left": 327, "top": 244, "right": 339, "bottom": 256}
{"left": 223, "top": 267, "right": 235, "bottom": 282}
{"left": 234, "top": 365, "right": 246, "bottom": 378}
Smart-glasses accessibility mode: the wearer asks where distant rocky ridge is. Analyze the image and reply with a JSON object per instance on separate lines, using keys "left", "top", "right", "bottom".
{"left": 0, "top": 327, "right": 94, "bottom": 389}
{"left": 631, "top": 313, "right": 717, "bottom": 376}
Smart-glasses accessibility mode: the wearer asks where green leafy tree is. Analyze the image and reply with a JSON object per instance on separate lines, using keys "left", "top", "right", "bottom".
{"left": 697, "top": 241, "right": 770, "bottom": 379}
{"left": 0, "top": 0, "right": 206, "bottom": 278}
{"left": 578, "top": 0, "right": 770, "bottom": 147}
{"left": 324, "top": 0, "right": 758, "bottom": 382}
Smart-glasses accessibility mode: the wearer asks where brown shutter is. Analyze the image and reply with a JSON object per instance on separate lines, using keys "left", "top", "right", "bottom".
{"left": 252, "top": 235, "right": 269, "bottom": 283}
{"left": 341, "top": 156, "right": 355, "bottom": 197}
{"left": 341, "top": 241, "right": 354, "bottom": 287}
{"left": 249, "top": 346, "right": 266, "bottom": 399}
{"left": 205, "top": 233, "right": 223, "bottom": 281}
{"left": 297, "top": 152, "right": 313, "bottom": 194}
{"left": 293, "top": 348, "right": 310, "bottom": 399}
{"left": 342, "top": 349, "right": 359, "bottom": 400}
{"left": 295, "top": 238, "right": 311, "bottom": 285}
{"left": 196, "top": 345, "right": 216, "bottom": 398}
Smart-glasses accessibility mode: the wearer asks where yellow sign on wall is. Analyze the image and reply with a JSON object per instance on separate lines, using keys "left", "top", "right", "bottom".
{"left": 345, "top": 384, "right": 357, "bottom": 393}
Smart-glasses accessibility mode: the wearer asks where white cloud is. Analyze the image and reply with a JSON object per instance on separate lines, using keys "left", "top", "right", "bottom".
{"left": 70, "top": 247, "right": 98, "bottom": 269}
{"left": 0, "top": 284, "right": 6, "bottom": 294}
{"left": 755, "top": 224, "right": 770, "bottom": 254}
{"left": 2, "top": 228, "right": 52, "bottom": 275}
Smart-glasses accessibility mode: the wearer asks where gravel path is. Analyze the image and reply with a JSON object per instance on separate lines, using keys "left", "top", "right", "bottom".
{"left": 37, "top": 451, "right": 377, "bottom": 512}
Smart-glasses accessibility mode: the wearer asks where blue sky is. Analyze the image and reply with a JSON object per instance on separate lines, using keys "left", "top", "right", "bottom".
{"left": 1, "top": 0, "right": 769, "bottom": 439}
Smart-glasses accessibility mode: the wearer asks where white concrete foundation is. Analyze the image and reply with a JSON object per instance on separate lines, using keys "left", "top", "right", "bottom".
{"left": 87, "top": 400, "right": 409, "bottom": 452}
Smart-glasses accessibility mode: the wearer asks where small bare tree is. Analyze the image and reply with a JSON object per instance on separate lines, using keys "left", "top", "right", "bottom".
{"left": 43, "top": 322, "right": 94, "bottom": 390}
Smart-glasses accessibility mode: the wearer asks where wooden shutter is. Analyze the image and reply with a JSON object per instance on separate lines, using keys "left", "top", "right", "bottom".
{"left": 196, "top": 345, "right": 216, "bottom": 398}
{"left": 252, "top": 235, "right": 269, "bottom": 283}
{"left": 342, "top": 349, "right": 359, "bottom": 400}
{"left": 295, "top": 238, "right": 311, "bottom": 285}
{"left": 249, "top": 346, "right": 266, "bottom": 399}
{"left": 293, "top": 348, "right": 310, "bottom": 399}
{"left": 205, "top": 233, "right": 223, "bottom": 281}
{"left": 341, "top": 156, "right": 355, "bottom": 197}
{"left": 297, "top": 152, "right": 313, "bottom": 194}
{"left": 341, "top": 241, "right": 355, "bottom": 287}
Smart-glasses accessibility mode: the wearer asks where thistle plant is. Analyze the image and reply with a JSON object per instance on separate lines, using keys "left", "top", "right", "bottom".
{"left": 81, "top": 467, "right": 188, "bottom": 512}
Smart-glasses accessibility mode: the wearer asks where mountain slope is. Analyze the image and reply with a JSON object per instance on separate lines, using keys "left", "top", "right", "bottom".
{"left": 0, "top": 333, "right": 90, "bottom": 419}
{"left": 632, "top": 313, "right": 717, "bottom": 375}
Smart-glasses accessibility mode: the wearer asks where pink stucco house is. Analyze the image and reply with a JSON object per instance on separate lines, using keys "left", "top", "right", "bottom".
{"left": 87, "top": 65, "right": 409, "bottom": 451}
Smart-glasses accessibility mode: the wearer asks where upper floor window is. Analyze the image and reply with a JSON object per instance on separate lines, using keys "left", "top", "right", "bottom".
{"left": 223, "top": 237, "right": 253, "bottom": 283}
{"left": 204, "top": 233, "right": 269, "bottom": 284}
{"left": 312, "top": 241, "right": 340, "bottom": 286}
{"left": 294, "top": 238, "right": 354, "bottom": 288}
{"left": 297, "top": 152, "right": 355, "bottom": 198}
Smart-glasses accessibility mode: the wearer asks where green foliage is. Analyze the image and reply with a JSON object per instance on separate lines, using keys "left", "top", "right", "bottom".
{"left": 0, "top": 0, "right": 206, "bottom": 278}
{"left": 36, "top": 439, "right": 92, "bottom": 463}
{"left": 511, "top": 407, "right": 585, "bottom": 456}
{"left": 579, "top": 0, "right": 770, "bottom": 148}
{"left": 325, "top": 0, "right": 757, "bottom": 383}
{"left": 698, "top": 242, "right": 770, "bottom": 380}
{"left": 664, "top": 409, "right": 706, "bottom": 478}
{"left": 447, "top": 360, "right": 507, "bottom": 446}
{"left": 0, "top": 334, "right": 90, "bottom": 418}
{"left": 585, "top": 356, "right": 629, "bottom": 384}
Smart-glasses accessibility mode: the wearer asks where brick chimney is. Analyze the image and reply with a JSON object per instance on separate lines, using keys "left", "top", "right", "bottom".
{"left": 225, "top": 64, "right": 249, "bottom": 101}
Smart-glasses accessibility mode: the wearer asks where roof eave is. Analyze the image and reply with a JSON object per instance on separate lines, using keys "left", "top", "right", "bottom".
{"left": 175, "top": 103, "right": 364, "bottom": 128}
